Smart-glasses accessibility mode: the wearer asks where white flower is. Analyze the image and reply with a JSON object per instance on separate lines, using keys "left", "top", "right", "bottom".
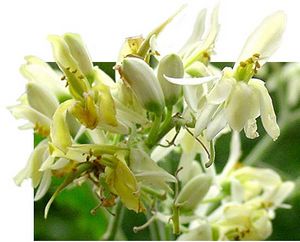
{"left": 166, "top": 11, "right": 286, "bottom": 141}
{"left": 214, "top": 202, "right": 273, "bottom": 241}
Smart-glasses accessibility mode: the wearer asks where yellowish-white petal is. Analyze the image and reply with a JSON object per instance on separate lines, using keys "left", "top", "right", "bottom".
{"left": 63, "top": 33, "right": 93, "bottom": 76}
{"left": 249, "top": 78, "right": 280, "bottom": 140}
{"left": 207, "top": 77, "right": 235, "bottom": 104}
{"left": 206, "top": 109, "right": 228, "bottom": 141}
{"left": 14, "top": 139, "right": 48, "bottom": 188}
{"left": 194, "top": 103, "right": 218, "bottom": 136}
{"left": 50, "top": 100, "right": 74, "bottom": 153}
{"left": 34, "top": 170, "right": 52, "bottom": 201}
{"left": 179, "top": 8, "right": 207, "bottom": 56}
{"left": 164, "top": 74, "right": 219, "bottom": 86}
{"left": 225, "top": 82, "right": 257, "bottom": 132}
{"left": 235, "top": 11, "right": 286, "bottom": 68}
{"left": 20, "top": 56, "right": 69, "bottom": 99}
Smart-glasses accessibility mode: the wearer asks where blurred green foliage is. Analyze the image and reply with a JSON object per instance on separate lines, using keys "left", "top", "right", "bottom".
{"left": 34, "top": 62, "right": 300, "bottom": 240}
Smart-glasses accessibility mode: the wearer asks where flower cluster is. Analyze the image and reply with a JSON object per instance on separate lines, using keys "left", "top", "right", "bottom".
{"left": 10, "top": 6, "right": 294, "bottom": 241}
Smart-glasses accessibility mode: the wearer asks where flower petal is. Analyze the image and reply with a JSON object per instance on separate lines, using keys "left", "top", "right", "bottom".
{"left": 130, "top": 149, "right": 176, "bottom": 191}
{"left": 14, "top": 140, "right": 48, "bottom": 187}
{"left": 50, "top": 100, "right": 74, "bottom": 153}
{"left": 34, "top": 170, "right": 52, "bottom": 201}
{"left": 179, "top": 9, "right": 207, "bottom": 56}
{"left": 235, "top": 11, "right": 286, "bottom": 68}
{"left": 164, "top": 74, "right": 219, "bottom": 86}
{"left": 20, "top": 56, "right": 69, "bottom": 100}
{"left": 194, "top": 103, "right": 218, "bottom": 136}
{"left": 177, "top": 222, "right": 212, "bottom": 241}
{"left": 63, "top": 33, "right": 93, "bottom": 76}
{"left": 225, "top": 82, "right": 256, "bottom": 132}
{"left": 249, "top": 78, "right": 280, "bottom": 140}
{"left": 207, "top": 77, "right": 235, "bottom": 104}
{"left": 206, "top": 109, "right": 228, "bottom": 141}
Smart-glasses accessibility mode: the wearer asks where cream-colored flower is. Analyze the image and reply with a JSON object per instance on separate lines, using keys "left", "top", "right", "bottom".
{"left": 166, "top": 11, "right": 285, "bottom": 141}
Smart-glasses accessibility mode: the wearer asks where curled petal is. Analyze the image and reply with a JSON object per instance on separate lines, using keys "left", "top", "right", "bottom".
{"left": 249, "top": 78, "right": 280, "bottom": 140}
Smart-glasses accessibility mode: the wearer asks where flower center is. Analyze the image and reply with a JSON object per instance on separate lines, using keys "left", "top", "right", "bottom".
{"left": 234, "top": 53, "right": 261, "bottom": 82}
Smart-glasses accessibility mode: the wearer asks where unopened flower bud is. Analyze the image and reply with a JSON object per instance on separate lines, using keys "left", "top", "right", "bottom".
{"left": 26, "top": 82, "right": 59, "bottom": 118}
{"left": 120, "top": 57, "right": 165, "bottom": 114}
{"left": 157, "top": 54, "right": 183, "bottom": 107}
{"left": 175, "top": 173, "right": 212, "bottom": 211}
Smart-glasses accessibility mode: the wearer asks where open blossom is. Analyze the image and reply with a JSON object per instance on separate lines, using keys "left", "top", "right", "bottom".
{"left": 166, "top": 11, "right": 285, "bottom": 141}
{"left": 10, "top": 5, "right": 297, "bottom": 241}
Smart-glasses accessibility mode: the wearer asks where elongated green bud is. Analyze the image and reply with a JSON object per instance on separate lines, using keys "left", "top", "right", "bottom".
{"left": 157, "top": 54, "right": 184, "bottom": 107}
{"left": 121, "top": 57, "right": 165, "bottom": 114}
{"left": 175, "top": 174, "right": 212, "bottom": 212}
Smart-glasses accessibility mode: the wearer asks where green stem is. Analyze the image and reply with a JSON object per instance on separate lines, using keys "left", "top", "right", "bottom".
{"left": 172, "top": 204, "right": 180, "bottom": 235}
{"left": 244, "top": 110, "right": 300, "bottom": 165}
{"left": 159, "top": 107, "right": 173, "bottom": 136}
{"left": 102, "top": 201, "right": 125, "bottom": 241}
{"left": 146, "top": 114, "right": 162, "bottom": 148}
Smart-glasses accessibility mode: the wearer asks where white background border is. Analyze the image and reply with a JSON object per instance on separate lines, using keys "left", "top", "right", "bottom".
{"left": 1, "top": 0, "right": 300, "bottom": 241}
